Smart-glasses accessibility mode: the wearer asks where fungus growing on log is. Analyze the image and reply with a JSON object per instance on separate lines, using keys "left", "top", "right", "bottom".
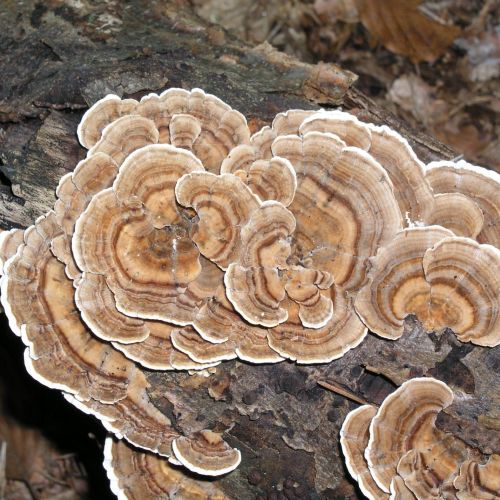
{"left": 341, "top": 378, "right": 494, "bottom": 499}
{"left": 103, "top": 438, "right": 228, "bottom": 500}
{"left": 1, "top": 87, "right": 499, "bottom": 488}
{"left": 172, "top": 430, "right": 241, "bottom": 476}
{"left": 355, "top": 228, "right": 500, "bottom": 347}
{"left": 425, "top": 160, "right": 500, "bottom": 247}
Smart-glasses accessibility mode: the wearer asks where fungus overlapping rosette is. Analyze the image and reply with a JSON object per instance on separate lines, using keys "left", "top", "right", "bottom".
{"left": 1, "top": 88, "right": 499, "bottom": 488}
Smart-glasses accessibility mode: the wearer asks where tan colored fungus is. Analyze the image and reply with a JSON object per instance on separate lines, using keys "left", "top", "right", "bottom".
{"left": 272, "top": 131, "right": 403, "bottom": 292}
{"left": 424, "top": 192, "right": 485, "bottom": 239}
{"left": 103, "top": 437, "right": 228, "bottom": 500}
{"left": 52, "top": 153, "right": 118, "bottom": 279}
{"left": 454, "top": 454, "right": 500, "bottom": 499}
{"left": 73, "top": 144, "right": 215, "bottom": 325}
{"left": 425, "top": 160, "right": 500, "bottom": 248}
{"left": 177, "top": 171, "right": 335, "bottom": 329}
{"left": 0, "top": 213, "right": 180, "bottom": 456}
{"left": 390, "top": 476, "right": 416, "bottom": 499}
{"left": 0, "top": 228, "right": 24, "bottom": 274}
{"left": 172, "top": 430, "right": 241, "bottom": 476}
{"left": 78, "top": 88, "right": 251, "bottom": 173}
{"left": 354, "top": 226, "right": 455, "bottom": 340}
{"left": 340, "top": 405, "right": 389, "bottom": 500}
{"left": 365, "top": 377, "right": 459, "bottom": 494}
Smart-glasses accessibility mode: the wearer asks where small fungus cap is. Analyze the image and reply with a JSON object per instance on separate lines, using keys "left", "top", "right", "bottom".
{"left": 172, "top": 430, "right": 242, "bottom": 476}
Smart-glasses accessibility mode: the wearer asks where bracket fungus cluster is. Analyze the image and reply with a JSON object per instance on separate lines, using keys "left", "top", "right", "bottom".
{"left": 340, "top": 377, "right": 500, "bottom": 499}
{"left": 1, "top": 87, "right": 499, "bottom": 488}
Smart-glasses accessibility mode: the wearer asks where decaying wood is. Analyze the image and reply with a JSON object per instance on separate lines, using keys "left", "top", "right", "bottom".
{"left": 0, "top": 2, "right": 496, "bottom": 499}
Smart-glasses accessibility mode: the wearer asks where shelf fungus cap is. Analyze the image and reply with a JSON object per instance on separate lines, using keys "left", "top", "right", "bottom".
{"left": 365, "top": 377, "right": 454, "bottom": 493}
{"left": 104, "top": 438, "right": 228, "bottom": 500}
{"left": 52, "top": 153, "right": 119, "bottom": 280}
{"left": 354, "top": 226, "right": 455, "bottom": 340}
{"left": 77, "top": 94, "right": 139, "bottom": 149}
{"left": 422, "top": 237, "right": 500, "bottom": 347}
{"left": 74, "top": 144, "right": 208, "bottom": 325}
{"left": 299, "top": 109, "right": 372, "bottom": 150}
{"left": 220, "top": 155, "right": 297, "bottom": 207}
{"left": 425, "top": 160, "right": 500, "bottom": 248}
{"left": 172, "top": 430, "right": 241, "bottom": 476}
{"left": 454, "top": 454, "right": 500, "bottom": 499}
{"left": 0, "top": 212, "right": 137, "bottom": 404}
{"left": 340, "top": 405, "right": 389, "bottom": 500}
{"left": 268, "top": 287, "right": 367, "bottom": 364}
{"left": 424, "top": 192, "right": 485, "bottom": 239}
{"left": 0, "top": 228, "right": 24, "bottom": 275}
{"left": 137, "top": 88, "right": 251, "bottom": 172}
{"left": 272, "top": 131, "right": 403, "bottom": 292}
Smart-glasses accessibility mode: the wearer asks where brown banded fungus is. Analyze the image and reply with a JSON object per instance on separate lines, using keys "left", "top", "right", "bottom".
{"left": 172, "top": 430, "right": 241, "bottom": 476}
{"left": 340, "top": 405, "right": 389, "bottom": 500}
{"left": 363, "top": 378, "right": 476, "bottom": 498}
{"left": 73, "top": 144, "right": 212, "bottom": 325}
{"left": 355, "top": 228, "right": 500, "bottom": 347}
{"left": 425, "top": 160, "right": 500, "bottom": 248}
{"left": 454, "top": 455, "right": 500, "bottom": 499}
{"left": 0, "top": 213, "right": 179, "bottom": 456}
{"left": 176, "top": 171, "right": 335, "bottom": 329}
{"left": 78, "top": 88, "right": 251, "bottom": 172}
{"left": 2, "top": 87, "right": 500, "bottom": 487}
{"left": 0, "top": 228, "right": 24, "bottom": 274}
{"left": 103, "top": 438, "right": 228, "bottom": 500}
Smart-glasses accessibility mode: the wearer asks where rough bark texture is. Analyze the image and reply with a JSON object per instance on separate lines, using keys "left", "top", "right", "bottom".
{"left": 0, "top": 1, "right": 497, "bottom": 499}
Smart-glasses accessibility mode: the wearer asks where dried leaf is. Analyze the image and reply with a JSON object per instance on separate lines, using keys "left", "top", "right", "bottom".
{"left": 313, "top": 0, "right": 359, "bottom": 23}
{"left": 354, "top": 0, "right": 461, "bottom": 62}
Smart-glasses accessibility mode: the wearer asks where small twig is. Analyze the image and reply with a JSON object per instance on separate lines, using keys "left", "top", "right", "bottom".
{"left": 317, "top": 380, "right": 376, "bottom": 406}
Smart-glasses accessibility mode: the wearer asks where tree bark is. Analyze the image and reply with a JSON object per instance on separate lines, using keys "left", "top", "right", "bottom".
{"left": 0, "top": 2, "right": 496, "bottom": 499}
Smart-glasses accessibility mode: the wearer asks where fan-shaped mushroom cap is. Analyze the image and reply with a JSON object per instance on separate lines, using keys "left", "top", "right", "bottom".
{"left": 340, "top": 405, "right": 389, "bottom": 500}
{"left": 1, "top": 213, "right": 133, "bottom": 403}
{"left": 78, "top": 89, "right": 251, "bottom": 174}
{"left": 365, "top": 124, "right": 434, "bottom": 225}
{"left": 454, "top": 454, "right": 500, "bottom": 499}
{"left": 193, "top": 287, "right": 284, "bottom": 363}
{"left": 220, "top": 156, "right": 297, "bottom": 207}
{"left": 354, "top": 226, "right": 455, "bottom": 340}
{"left": 88, "top": 115, "right": 159, "bottom": 166}
{"left": 397, "top": 440, "right": 470, "bottom": 499}
{"left": 424, "top": 193, "right": 485, "bottom": 239}
{"left": 52, "top": 153, "right": 119, "bottom": 279}
{"left": 172, "top": 430, "right": 241, "bottom": 476}
{"left": 390, "top": 476, "right": 416, "bottom": 500}
{"left": 251, "top": 109, "right": 317, "bottom": 159}
{"left": 299, "top": 110, "right": 372, "bottom": 150}
{"left": 177, "top": 171, "right": 336, "bottom": 329}
{"left": 272, "top": 131, "right": 403, "bottom": 291}
{"left": 138, "top": 88, "right": 250, "bottom": 172}
{"left": 0, "top": 228, "right": 24, "bottom": 274}
{"left": 75, "top": 271, "right": 217, "bottom": 370}
{"left": 112, "top": 321, "right": 219, "bottom": 371}
{"left": 64, "top": 370, "right": 179, "bottom": 457}
{"left": 77, "top": 94, "right": 139, "bottom": 149}
{"left": 422, "top": 237, "right": 500, "bottom": 347}
{"left": 175, "top": 172, "right": 262, "bottom": 269}
{"left": 365, "top": 377, "right": 454, "bottom": 493}
{"left": 74, "top": 144, "right": 214, "bottom": 325}
{"left": 425, "top": 160, "right": 500, "bottom": 248}
{"left": 171, "top": 327, "right": 237, "bottom": 364}
{"left": 104, "top": 438, "right": 228, "bottom": 500}
{"left": 224, "top": 201, "right": 298, "bottom": 327}
{"left": 295, "top": 111, "right": 434, "bottom": 225}
{"left": 267, "top": 288, "right": 367, "bottom": 363}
